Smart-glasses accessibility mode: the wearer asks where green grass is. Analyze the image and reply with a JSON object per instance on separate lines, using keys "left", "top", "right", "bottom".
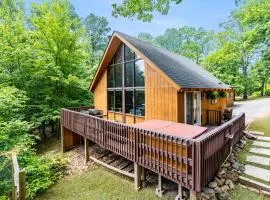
{"left": 231, "top": 185, "right": 269, "bottom": 200}
{"left": 36, "top": 165, "right": 171, "bottom": 200}
{"left": 248, "top": 115, "right": 270, "bottom": 137}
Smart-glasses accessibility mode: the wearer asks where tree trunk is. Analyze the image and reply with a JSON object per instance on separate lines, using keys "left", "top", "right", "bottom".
{"left": 243, "top": 66, "right": 248, "bottom": 100}
{"left": 49, "top": 120, "right": 55, "bottom": 136}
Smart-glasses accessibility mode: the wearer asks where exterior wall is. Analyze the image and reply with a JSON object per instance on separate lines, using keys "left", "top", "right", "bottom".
{"left": 178, "top": 92, "right": 185, "bottom": 123}
{"left": 201, "top": 92, "right": 228, "bottom": 125}
{"left": 93, "top": 71, "right": 107, "bottom": 116}
{"left": 226, "top": 91, "right": 234, "bottom": 107}
{"left": 145, "top": 63, "right": 178, "bottom": 122}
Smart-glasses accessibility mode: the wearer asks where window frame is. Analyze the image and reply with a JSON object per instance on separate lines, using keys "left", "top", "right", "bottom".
{"left": 107, "top": 44, "right": 145, "bottom": 117}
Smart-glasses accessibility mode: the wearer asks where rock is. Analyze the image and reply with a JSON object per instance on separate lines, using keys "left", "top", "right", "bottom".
{"left": 209, "top": 181, "right": 218, "bottom": 188}
{"left": 240, "top": 139, "right": 247, "bottom": 146}
{"left": 223, "top": 162, "right": 230, "bottom": 168}
{"left": 217, "top": 168, "right": 227, "bottom": 177}
{"left": 260, "top": 190, "right": 270, "bottom": 197}
{"left": 234, "top": 147, "right": 241, "bottom": 153}
{"left": 244, "top": 132, "right": 257, "bottom": 140}
{"left": 247, "top": 187, "right": 260, "bottom": 194}
{"left": 239, "top": 164, "right": 245, "bottom": 172}
{"left": 201, "top": 192, "right": 211, "bottom": 200}
{"left": 226, "top": 172, "right": 239, "bottom": 182}
{"left": 215, "top": 177, "right": 225, "bottom": 186}
{"left": 221, "top": 185, "right": 230, "bottom": 192}
{"left": 217, "top": 192, "right": 230, "bottom": 200}
{"left": 236, "top": 143, "right": 245, "bottom": 149}
{"left": 232, "top": 162, "right": 240, "bottom": 170}
{"left": 214, "top": 187, "right": 222, "bottom": 194}
{"left": 225, "top": 179, "right": 234, "bottom": 190}
{"left": 203, "top": 187, "right": 216, "bottom": 196}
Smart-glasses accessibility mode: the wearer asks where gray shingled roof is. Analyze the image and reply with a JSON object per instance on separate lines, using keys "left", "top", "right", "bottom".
{"left": 116, "top": 31, "right": 230, "bottom": 89}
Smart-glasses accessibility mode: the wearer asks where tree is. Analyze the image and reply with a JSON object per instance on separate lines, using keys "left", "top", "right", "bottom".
{"left": 27, "top": 0, "right": 93, "bottom": 136}
{"left": 83, "top": 13, "right": 111, "bottom": 62}
{"left": 112, "top": 0, "right": 182, "bottom": 22}
{"left": 154, "top": 27, "right": 215, "bottom": 64}
{"left": 137, "top": 32, "right": 154, "bottom": 44}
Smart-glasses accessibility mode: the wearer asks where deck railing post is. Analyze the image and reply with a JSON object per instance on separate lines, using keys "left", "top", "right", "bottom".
{"left": 61, "top": 126, "right": 65, "bottom": 153}
{"left": 84, "top": 137, "right": 89, "bottom": 164}
{"left": 134, "top": 162, "right": 144, "bottom": 191}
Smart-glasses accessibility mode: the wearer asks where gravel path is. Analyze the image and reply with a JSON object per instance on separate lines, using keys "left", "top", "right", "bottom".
{"left": 233, "top": 97, "right": 270, "bottom": 123}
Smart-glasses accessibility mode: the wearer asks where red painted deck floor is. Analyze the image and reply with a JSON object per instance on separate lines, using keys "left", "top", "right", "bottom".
{"left": 133, "top": 120, "right": 208, "bottom": 139}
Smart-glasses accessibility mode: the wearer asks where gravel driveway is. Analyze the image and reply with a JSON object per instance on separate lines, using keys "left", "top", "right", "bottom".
{"left": 233, "top": 97, "right": 270, "bottom": 123}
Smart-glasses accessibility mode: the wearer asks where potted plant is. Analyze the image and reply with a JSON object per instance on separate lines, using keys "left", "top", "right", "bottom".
{"left": 208, "top": 91, "right": 219, "bottom": 104}
{"left": 219, "top": 91, "right": 227, "bottom": 98}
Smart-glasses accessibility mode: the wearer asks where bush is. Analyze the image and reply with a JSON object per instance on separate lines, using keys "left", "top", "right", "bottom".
{"left": 0, "top": 120, "right": 67, "bottom": 199}
{"left": 18, "top": 150, "right": 67, "bottom": 199}
{"left": 266, "top": 89, "right": 270, "bottom": 96}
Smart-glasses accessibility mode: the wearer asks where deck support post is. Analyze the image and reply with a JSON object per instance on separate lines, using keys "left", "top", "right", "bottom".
{"left": 190, "top": 190, "right": 200, "bottom": 200}
{"left": 84, "top": 137, "right": 89, "bottom": 164}
{"left": 175, "top": 184, "right": 183, "bottom": 200}
{"left": 134, "top": 162, "right": 142, "bottom": 191}
{"left": 61, "top": 126, "right": 65, "bottom": 153}
{"left": 155, "top": 174, "right": 164, "bottom": 197}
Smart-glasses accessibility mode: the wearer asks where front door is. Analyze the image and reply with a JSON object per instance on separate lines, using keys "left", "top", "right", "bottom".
{"left": 185, "top": 92, "right": 201, "bottom": 125}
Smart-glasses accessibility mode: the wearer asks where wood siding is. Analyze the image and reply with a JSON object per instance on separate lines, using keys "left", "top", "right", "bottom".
{"left": 145, "top": 63, "right": 178, "bottom": 122}
{"left": 93, "top": 71, "right": 107, "bottom": 115}
{"left": 178, "top": 92, "right": 185, "bottom": 123}
{"left": 201, "top": 92, "right": 227, "bottom": 125}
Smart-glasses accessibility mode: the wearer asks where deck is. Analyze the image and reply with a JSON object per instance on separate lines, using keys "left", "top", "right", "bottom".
{"left": 60, "top": 107, "right": 245, "bottom": 194}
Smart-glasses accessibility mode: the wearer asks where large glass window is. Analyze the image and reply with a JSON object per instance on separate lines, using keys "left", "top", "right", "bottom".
{"left": 107, "top": 43, "right": 145, "bottom": 116}
{"left": 125, "top": 62, "right": 134, "bottom": 87}
{"left": 135, "top": 59, "right": 145, "bottom": 87}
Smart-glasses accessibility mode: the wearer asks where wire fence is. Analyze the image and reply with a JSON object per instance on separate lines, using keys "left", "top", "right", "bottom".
{"left": 0, "top": 155, "right": 12, "bottom": 199}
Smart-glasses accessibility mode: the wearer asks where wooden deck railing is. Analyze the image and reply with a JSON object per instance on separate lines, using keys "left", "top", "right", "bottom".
{"left": 207, "top": 110, "right": 222, "bottom": 125}
{"left": 61, "top": 108, "right": 245, "bottom": 192}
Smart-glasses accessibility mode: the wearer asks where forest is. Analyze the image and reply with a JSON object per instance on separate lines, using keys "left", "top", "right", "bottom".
{"left": 0, "top": 0, "right": 270, "bottom": 199}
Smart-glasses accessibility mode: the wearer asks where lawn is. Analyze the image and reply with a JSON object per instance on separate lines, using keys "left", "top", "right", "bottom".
{"left": 248, "top": 115, "right": 270, "bottom": 137}
{"left": 36, "top": 165, "right": 172, "bottom": 200}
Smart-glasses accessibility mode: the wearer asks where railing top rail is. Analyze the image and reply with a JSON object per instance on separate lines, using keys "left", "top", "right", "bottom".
{"left": 61, "top": 108, "right": 191, "bottom": 143}
{"left": 194, "top": 112, "right": 245, "bottom": 142}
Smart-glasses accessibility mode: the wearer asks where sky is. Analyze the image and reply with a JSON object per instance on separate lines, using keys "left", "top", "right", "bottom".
{"left": 26, "top": 0, "right": 237, "bottom": 37}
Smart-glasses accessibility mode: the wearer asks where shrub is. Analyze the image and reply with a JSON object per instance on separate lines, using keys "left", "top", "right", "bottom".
{"left": 266, "top": 89, "right": 270, "bottom": 96}
{"left": 208, "top": 91, "right": 219, "bottom": 99}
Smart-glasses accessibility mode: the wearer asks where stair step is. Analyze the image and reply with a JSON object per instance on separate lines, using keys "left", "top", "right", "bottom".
{"left": 239, "top": 176, "right": 270, "bottom": 192}
{"left": 257, "top": 136, "right": 270, "bottom": 142}
{"left": 246, "top": 155, "right": 270, "bottom": 166}
{"left": 250, "top": 147, "right": 270, "bottom": 156}
{"left": 244, "top": 165, "right": 270, "bottom": 182}
{"left": 253, "top": 141, "right": 270, "bottom": 148}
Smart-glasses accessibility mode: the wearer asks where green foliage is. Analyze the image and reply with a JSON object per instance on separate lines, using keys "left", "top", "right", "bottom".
{"left": 219, "top": 91, "right": 227, "bottom": 98}
{"left": 266, "top": 89, "right": 270, "bottom": 96}
{"left": 112, "top": 0, "right": 182, "bottom": 22}
{"left": 18, "top": 150, "right": 67, "bottom": 199}
{"left": 208, "top": 91, "right": 219, "bottom": 100}
{"left": 138, "top": 26, "right": 215, "bottom": 64}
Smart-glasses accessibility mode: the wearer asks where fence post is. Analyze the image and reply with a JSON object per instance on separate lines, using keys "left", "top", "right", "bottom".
{"left": 19, "top": 170, "right": 26, "bottom": 200}
{"left": 12, "top": 154, "right": 26, "bottom": 200}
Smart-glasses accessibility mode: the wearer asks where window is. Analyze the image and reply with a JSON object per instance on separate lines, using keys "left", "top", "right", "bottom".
{"left": 125, "top": 62, "right": 134, "bottom": 87}
{"left": 125, "top": 90, "right": 134, "bottom": 114}
{"left": 135, "top": 59, "right": 144, "bottom": 87}
{"left": 115, "top": 90, "right": 122, "bottom": 112}
{"left": 107, "top": 43, "right": 145, "bottom": 116}
{"left": 135, "top": 90, "right": 145, "bottom": 116}
{"left": 108, "top": 91, "right": 114, "bottom": 111}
